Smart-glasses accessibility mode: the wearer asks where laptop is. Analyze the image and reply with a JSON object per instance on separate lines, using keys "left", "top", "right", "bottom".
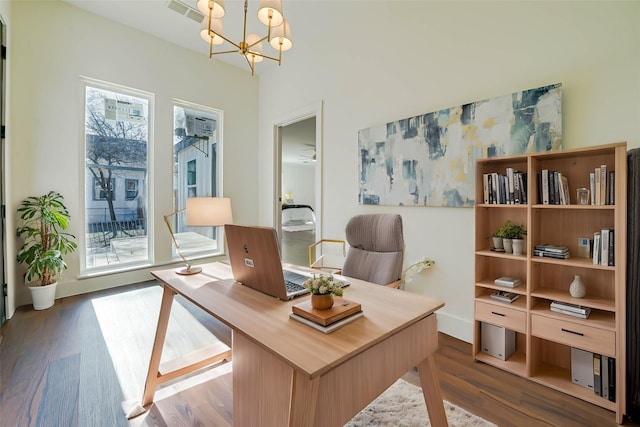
{"left": 225, "top": 224, "right": 322, "bottom": 300}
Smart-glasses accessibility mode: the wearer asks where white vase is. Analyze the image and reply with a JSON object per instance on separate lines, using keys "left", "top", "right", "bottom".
{"left": 569, "top": 275, "right": 586, "bottom": 298}
{"left": 29, "top": 281, "right": 58, "bottom": 310}
{"left": 492, "top": 237, "right": 504, "bottom": 250}
{"left": 512, "top": 239, "right": 524, "bottom": 256}
{"left": 503, "top": 238, "right": 513, "bottom": 254}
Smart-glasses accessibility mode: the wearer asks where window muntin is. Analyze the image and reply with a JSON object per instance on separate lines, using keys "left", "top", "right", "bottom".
{"left": 125, "top": 179, "right": 139, "bottom": 201}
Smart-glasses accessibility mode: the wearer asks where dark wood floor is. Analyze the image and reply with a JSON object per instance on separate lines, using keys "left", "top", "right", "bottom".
{"left": 0, "top": 281, "right": 636, "bottom": 426}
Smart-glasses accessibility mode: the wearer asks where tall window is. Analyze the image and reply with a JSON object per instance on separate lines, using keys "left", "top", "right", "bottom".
{"left": 83, "top": 81, "right": 152, "bottom": 271}
{"left": 172, "top": 101, "right": 222, "bottom": 258}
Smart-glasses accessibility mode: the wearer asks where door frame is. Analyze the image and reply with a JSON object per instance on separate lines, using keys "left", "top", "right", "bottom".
{"left": 273, "top": 101, "right": 323, "bottom": 251}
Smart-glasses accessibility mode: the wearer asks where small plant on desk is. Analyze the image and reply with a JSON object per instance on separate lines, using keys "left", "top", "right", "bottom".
{"left": 304, "top": 274, "right": 344, "bottom": 296}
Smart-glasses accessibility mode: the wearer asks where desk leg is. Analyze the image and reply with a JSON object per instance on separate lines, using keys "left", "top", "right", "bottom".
{"left": 141, "top": 285, "right": 176, "bottom": 408}
{"left": 417, "top": 355, "right": 448, "bottom": 427}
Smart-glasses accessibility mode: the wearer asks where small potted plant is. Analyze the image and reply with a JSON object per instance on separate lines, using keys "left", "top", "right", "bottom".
{"left": 17, "top": 191, "right": 77, "bottom": 310}
{"left": 503, "top": 221, "right": 527, "bottom": 255}
{"left": 303, "top": 274, "right": 344, "bottom": 310}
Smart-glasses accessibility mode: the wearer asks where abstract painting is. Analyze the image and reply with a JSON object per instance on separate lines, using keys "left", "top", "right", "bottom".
{"left": 358, "top": 83, "right": 562, "bottom": 207}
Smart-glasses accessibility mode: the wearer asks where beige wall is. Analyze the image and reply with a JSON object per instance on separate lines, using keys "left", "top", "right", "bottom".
{"left": 257, "top": 1, "right": 640, "bottom": 342}
{"left": 5, "top": 1, "right": 259, "bottom": 315}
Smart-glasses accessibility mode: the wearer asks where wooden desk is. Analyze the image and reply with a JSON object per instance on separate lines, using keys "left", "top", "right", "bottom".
{"left": 141, "top": 262, "right": 447, "bottom": 426}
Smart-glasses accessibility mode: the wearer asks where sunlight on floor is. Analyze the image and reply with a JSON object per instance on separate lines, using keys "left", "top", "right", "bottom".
{"left": 90, "top": 286, "right": 226, "bottom": 404}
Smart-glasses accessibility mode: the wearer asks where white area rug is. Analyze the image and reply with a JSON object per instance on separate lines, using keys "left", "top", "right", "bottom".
{"left": 345, "top": 379, "right": 497, "bottom": 427}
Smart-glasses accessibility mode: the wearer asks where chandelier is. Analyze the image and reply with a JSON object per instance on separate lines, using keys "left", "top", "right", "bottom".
{"left": 197, "top": 0, "right": 292, "bottom": 75}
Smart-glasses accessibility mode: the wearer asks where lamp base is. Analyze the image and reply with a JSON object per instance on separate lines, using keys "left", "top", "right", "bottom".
{"left": 176, "top": 266, "right": 203, "bottom": 275}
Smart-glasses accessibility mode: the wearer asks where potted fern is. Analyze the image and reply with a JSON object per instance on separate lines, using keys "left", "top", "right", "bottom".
{"left": 17, "top": 191, "right": 77, "bottom": 310}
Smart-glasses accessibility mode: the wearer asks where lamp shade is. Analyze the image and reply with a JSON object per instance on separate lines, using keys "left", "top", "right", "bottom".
{"left": 270, "top": 18, "right": 292, "bottom": 51}
{"left": 197, "top": 0, "right": 226, "bottom": 18}
{"left": 245, "top": 33, "right": 264, "bottom": 63}
{"left": 257, "top": 0, "right": 283, "bottom": 27}
{"left": 185, "top": 197, "right": 233, "bottom": 227}
{"left": 200, "top": 17, "right": 224, "bottom": 45}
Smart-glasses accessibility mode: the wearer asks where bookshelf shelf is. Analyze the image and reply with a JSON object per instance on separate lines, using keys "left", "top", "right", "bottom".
{"left": 473, "top": 142, "right": 627, "bottom": 423}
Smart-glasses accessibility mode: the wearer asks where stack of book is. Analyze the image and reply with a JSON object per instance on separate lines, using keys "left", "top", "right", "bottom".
{"left": 482, "top": 168, "right": 528, "bottom": 205}
{"left": 493, "top": 276, "right": 521, "bottom": 288}
{"left": 538, "top": 169, "right": 571, "bottom": 205}
{"left": 534, "top": 244, "right": 570, "bottom": 259}
{"left": 490, "top": 290, "right": 519, "bottom": 304}
{"left": 290, "top": 297, "right": 363, "bottom": 333}
{"left": 550, "top": 300, "right": 591, "bottom": 319}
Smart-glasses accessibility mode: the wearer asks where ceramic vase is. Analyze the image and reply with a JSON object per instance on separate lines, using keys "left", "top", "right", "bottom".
{"left": 512, "top": 239, "right": 524, "bottom": 256}
{"left": 503, "top": 238, "right": 513, "bottom": 254}
{"left": 311, "top": 294, "right": 334, "bottom": 310}
{"left": 569, "top": 275, "right": 586, "bottom": 298}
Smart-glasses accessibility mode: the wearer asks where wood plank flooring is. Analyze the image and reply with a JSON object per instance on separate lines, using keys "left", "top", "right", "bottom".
{"left": 0, "top": 281, "right": 636, "bottom": 426}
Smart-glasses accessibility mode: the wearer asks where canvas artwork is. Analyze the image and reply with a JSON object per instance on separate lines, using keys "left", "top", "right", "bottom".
{"left": 358, "top": 83, "right": 562, "bottom": 207}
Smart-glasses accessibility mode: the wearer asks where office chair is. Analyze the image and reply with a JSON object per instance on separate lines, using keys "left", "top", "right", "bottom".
{"left": 341, "top": 214, "right": 405, "bottom": 288}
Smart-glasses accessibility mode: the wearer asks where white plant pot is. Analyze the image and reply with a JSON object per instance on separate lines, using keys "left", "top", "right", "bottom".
{"left": 512, "top": 239, "right": 524, "bottom": 256}
{"left": 29, "top": 281, "right": 58, "bottom": 310}
{"left": 492, "top": 237, "right": 504, "bottom": 250}
{"left": 503, "top": 238, "right": 513, "bottom": 254}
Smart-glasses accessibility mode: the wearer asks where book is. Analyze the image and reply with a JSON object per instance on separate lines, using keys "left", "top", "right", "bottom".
{"left": 507, "top": 167, "right": 515, "bottom": 204}
{"left": 593, "top": 232, "right": 601, "bottom": 265}
{"left": 292, "top": 297, "right": 362, "bottom": 326}
{"left": 483, "top": 174, "right": 489, "bottom": 204}
{"left": 493, "top": 276, "right": 521, "bottom": 288}
{"left": 595, "top": 167, "right": 601, "bottom": 205}
{"left": 600, "top": 164, "right": 607, "bottom": 205}
{"left": 289, "top": 311, "right": 364, "bottom": 333}
{"left": 490, "top": 290, "right": 519, "bottom": 303}
{"left": 589, "top": 172, "right": 596, "bottom": 205}
{"left": 608, "top": 171, "right": 615, "bottom": 205}
{"left": 608, "top": 357, "right": 616, "bottom": 402}
{"left": 602, "top": 355, "right": 610, "bottom": 400}
{"left": 601, "top": 229, "right": 609, "bottom": 266}
{"left": 560, "top": 174, "right": 570, "bottom": 205}
{"left": 535, "top": 244, "right": 569, "bottom": 254}
{"left": 550, "top": 306, "right": 590, "bottom": 319}
{"left": 550, "top": 301, "right": 592, "bottom": 315}
{"left": 541, "top": 169, "right": 550, "bottom": 204}
{"left": 534, "top": 250, "right": 570, "bottom": 259}
{"left": 608, "top": 229, "right": 615, "bottom": 266}
{"left": 594, "top": 353, "right": 602, "bottom": 397}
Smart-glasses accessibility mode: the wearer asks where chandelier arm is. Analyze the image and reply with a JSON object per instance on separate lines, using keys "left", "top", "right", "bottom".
{"left": 250, "top": 51, "right": 281, "bottom": 63}
{"left": 247, "top": 35, "right": 269, "bottom": 49}
{"left": 242, "top": 0, "right": 249, "bottom": 46}
{"left": 210, "top": 31, "right": 242, "bottom": 50}
{"left": 244, "top": 53, "right": 255, "bottom": 76}
{"left": 210, "top": 49, "right": 243, "bottom": 56}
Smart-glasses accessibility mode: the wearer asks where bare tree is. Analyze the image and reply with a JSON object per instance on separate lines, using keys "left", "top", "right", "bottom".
{"left": 85, "top": 90, "right": 147, "bottom": 235}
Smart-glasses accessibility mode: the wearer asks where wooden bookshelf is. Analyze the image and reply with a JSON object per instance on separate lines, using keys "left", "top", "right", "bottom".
{"left": 473, "top": 142, "right": 627, "bottom": 423}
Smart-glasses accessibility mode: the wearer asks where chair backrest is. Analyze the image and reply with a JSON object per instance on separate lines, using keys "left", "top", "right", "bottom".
{"left": 341, "top": 214, "right": 404, "bottom": 286}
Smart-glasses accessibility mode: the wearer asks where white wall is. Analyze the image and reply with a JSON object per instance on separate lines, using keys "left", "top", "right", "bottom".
{"left": 258, "top": 1, "right": 640, "bottom": 342}
{"left": 5, "top": 1, "right": 259, "bottom": 315}
{"left": 282, "top": 162, "right": 315, "bottom": 207}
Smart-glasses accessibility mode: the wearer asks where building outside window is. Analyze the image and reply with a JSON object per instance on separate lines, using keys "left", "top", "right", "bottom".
{"left": 172, "top": 101, "right": 223, "bottom": 259}
{"left": 83, "top": 80, "right": 152, "bottom": 271}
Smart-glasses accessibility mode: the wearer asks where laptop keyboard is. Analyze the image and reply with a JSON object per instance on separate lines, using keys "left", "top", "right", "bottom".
{"left": 285, "top": 280, "right": 307, "bottom": 294}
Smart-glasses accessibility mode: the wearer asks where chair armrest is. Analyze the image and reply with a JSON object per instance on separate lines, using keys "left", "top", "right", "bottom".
{"left": 385, "top": 279, "right": 403, "bottom": 289}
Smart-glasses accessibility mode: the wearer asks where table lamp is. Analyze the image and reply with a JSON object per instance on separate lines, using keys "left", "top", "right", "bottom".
{"left": 164, "top": 197, "right": 233, "bottom": 275}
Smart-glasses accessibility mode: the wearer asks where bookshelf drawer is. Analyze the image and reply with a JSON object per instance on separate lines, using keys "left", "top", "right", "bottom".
{"left": 476, "top": 301, "right": 526, "bottom": 333}
{"left": 531, "top": 313, "right": 615, "bottom": 356}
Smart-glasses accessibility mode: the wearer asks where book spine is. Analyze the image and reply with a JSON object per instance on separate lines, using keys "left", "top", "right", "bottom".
{"left": 608, "top": 171, "right": 615, "bottom": 205}
{"left": 602, "top": 355, "right": 609, "bottom": 400}
{"left": 593, "top": 232, "right": 601, "bottom": 265}
{"left": 589, "top": 172, "right": 596, "bottom": 205}
{"left": 608, "top": 357, "right": 616, "bottom": 402}
{"left": 600, "top": 229, "right": 609, "bottom": 266}
{"left": 541, "top": 169, "right": 549, "bottom": 205}
{"left": 608, "top": 229, "right": 615, "bottom": 266}
{"left": 491, "top": 172, "right": 499, "bottom": 204}
{"left": 595, "top": 167, "right": 601, "bottom": 205}
{"left": 507, "top": 167, "right": 515, "bottom": 204}
{"left": 594, "top": 353, "right": 602, "bottom": 397}
{"left": 483, "top": 174, "right": 489, "bottom": 204}
{"left": 600, "top": 164, "right": 607, "bottom": 205}
{"left": 513, "top": 171, "right": 521, "bottom": 204}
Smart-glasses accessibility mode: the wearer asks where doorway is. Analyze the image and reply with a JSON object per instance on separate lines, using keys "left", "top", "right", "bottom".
{"left": 274, "top": 103, "right": 322, "bottom": 267}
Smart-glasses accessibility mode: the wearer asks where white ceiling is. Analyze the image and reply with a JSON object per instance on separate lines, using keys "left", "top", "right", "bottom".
{"left": 62, "top": 0, "right": 315, "bottom": 164}
{"left": 63, "top": 0, "right": 288, "bottom": 73}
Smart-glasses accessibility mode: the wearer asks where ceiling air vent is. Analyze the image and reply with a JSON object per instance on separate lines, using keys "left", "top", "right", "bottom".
{"left": 167, "top": 0, "right": 204, "bottom": 23}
